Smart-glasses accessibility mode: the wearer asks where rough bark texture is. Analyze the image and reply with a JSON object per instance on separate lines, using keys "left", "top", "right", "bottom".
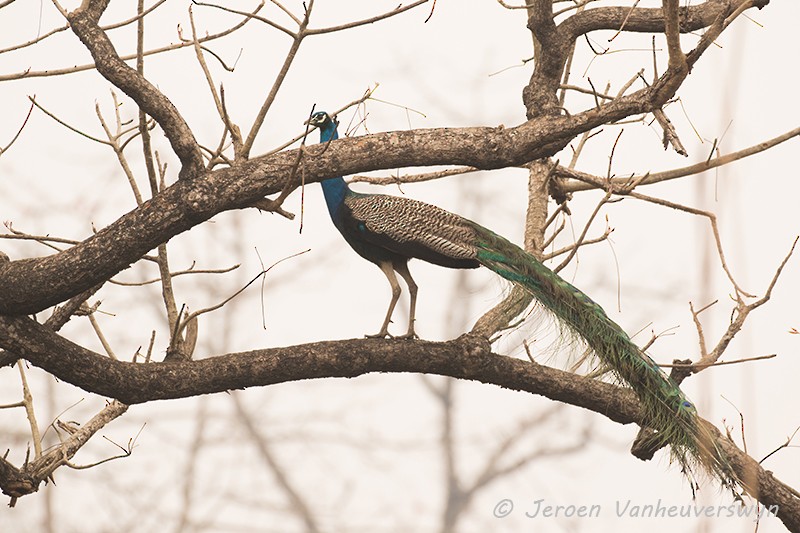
{"left": 1, "top": 314, "right": 799, "bottom": 530}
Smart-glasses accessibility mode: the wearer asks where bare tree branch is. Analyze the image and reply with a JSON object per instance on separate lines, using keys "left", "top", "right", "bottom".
{"left": 1, "top": 315, "right": 799, "bottom": 529}
{"left": 0, "top": 400, "right": 128, "bottom": 505}
{"left": 67, "top": 0, "right": 204, "bottom": 179}
{"left": 0, "top": 3, "right": 264, "bottom": 82}
{"left": 560, "top": 125, "right": 800, "bottom": 193}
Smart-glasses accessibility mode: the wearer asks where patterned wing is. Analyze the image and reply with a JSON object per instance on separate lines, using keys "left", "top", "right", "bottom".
{"left": 344, "top": 193, "right": 479, "bottom": 265}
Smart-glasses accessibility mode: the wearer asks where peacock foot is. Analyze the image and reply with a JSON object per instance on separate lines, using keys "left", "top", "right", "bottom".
{"left": 365, "top": 330, "right": 392, "bottom": 339}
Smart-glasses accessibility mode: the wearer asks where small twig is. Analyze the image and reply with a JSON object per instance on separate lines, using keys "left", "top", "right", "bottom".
{"left": 522, "top": 340, "right": 537, "bottom": 363}
{"left": 249, "top": 198, "right": 296, "bottom": 220}
{"left": 586, "top": 77, "right": 602, "bottom": 110}
{"left": 0, "top": 0, "right": 168, "bottom": 57}
{"left": 144, "top": 330, "right": 156, "bottom": 364}
{"left": 1, "top": 400, "right": 132, "bottom": 503}
{"left": 720, "top": 394, "right": 747, "bottom": 455}
{"left": 660, "top": 353, "right": 776, "bottom": 369}
{"left": 543, "top": 201, "right": 568, "bottom": 233}
{"left": 607, "top": 0, "right": 641, "bottom": 42}
{"left": 85, "top": 304, "right": 118, "bottom": 360}
{"left": 606, "top": 129, "right": 624, "bottom": 179}
{"left": 1, "top": 224, "right": 79, "bottom": 246}
{"left": 96, "top": 93, "right": 144, "bottom": 205}
{"left": 554, "top": 190, "right": 613, "bottom": 273}
{"left": 651, "top": 35, "right": 658, "bottom": 82}
{"left": 568, "top": 130, "right": 601, "bottom": 169}
{"left": 175, "top": 249, "right": 310, "bottom": 337}
{"left": 364, "top": 97, "right": 426, "bottom": 120}
{"left": 189, "top": 6, "right": 225, "bottom": 133}
{"left": 304, "top": 0, "right": 428, "bottom": 35}
{"left": 30, "top": 96, "right": 110, "bottom": 145}
{"left": 689, "top": 300, "right": 715, "bottom": 358}
{"left": 760, "top": 426, "right": 800, "bottom": 465}
{"left": 349, "top": 166, "right": 479, "bottom": 186}
{"left": 694, "top": 237, "right": 798, "bottom": 371}
{"left": 559, "top": 83, "right": 614, "bottom": 101}
{"left": 264, "top": 86, "right": 377, "bottom": 157}
{"left": 17, "top": 364, "right": 43, "bottom": 460}
{"left": 615, "top": 68, "right": 645, "bottom": 98}
{"left": 542, "top": 224, "right": 612, "bottom": 261}
{"left": 675, "top": 97, "right": 703, "bottom": 144}
{"left": 560, "top": 125, "right": 800, "bottom": 193}
{"left": 652, "top": 107, "right": 688, "bottom": 156}
{"left": 638, "top": 324, "right": 678, "bottom": 352}
{"left": 192, "top": 1, "right": 293, "bottom": 36}
{"left": 219, "top": 85, "right": 244, "bottom": 162}
{"left": 552, "top": 0, "right": 599, "bottom": 17}
{"left": 424, "top": 0, "right": 436, "bottom": 22}
{"left": 557, "top": 26, "right": 579, "bottom": 108}
{"left": 110, "top": 264, "right": 240, "bottom": 286}
{"left": 271, "top": 0, "right": 302, "bottom": 25}
{"left": 2, "top": 3, "right": 266, "bottom": 83}
{"left": 0, "top": 99, "right": 34, "bottom": 156}
{"left": 241, "top": 0, "right": 314, "bottom": 158}
{"left": 250, "top": 105, "right": 317, "bottom": 217}
{"left": 560, "top": 169, "right": 752, "bottom": 297}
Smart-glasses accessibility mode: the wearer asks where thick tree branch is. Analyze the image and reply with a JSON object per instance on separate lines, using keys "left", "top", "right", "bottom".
{"left": 522, "top": 0, "right": 763, "bottom": 123}
{"left": 0, "top": 314, "right": 632, "bottom": 412}
{"left": 0, "top": 314, "right": 798, "bottom": 528}
{"left": 67, "top": 0, "right": 204, "bottom": 179}
{"left": 0, "top": 98, "right": 633, "bottom": 316}
{"left": 559, "top": 0, "right": 768, "bottom": 40}
{"left": 524, "top": 0, "right": 568, "bottom": 117}
{"left": 0, "top": 283, "right": 103, "bottom": 368}
{"left": 662, "top": 0, "right": 686, "bottom": 71}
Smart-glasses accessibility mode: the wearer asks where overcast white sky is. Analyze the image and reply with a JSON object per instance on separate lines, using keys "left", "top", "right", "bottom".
{"left": 1, "top": 1, "right": 799, "bottom": 532}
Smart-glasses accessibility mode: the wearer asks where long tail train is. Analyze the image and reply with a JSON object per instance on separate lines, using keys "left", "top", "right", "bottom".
{"left": 468, "top": 220, "right": 733, "bottom": 487}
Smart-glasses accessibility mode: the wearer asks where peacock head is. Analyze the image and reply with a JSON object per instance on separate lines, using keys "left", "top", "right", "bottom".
{"left": 308, "top": 110, "right": 339, "bottom": 140}
{"left": 308, "top": 111, "right": 333, "bottom": 127}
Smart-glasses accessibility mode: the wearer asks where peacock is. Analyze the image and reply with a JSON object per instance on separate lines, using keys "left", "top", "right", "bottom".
{"left": 306, "top": 110, "right": 732, "bottom": 486}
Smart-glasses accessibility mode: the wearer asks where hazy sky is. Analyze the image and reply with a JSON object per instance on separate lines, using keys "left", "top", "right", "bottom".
{"left": 1, "top": 1, "right": 799, "bottom": 532}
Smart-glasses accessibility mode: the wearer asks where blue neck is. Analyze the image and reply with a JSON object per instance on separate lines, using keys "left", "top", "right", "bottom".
{"left": 321, "top": 175, "right": 348, "bottom": 217}
{"left": 318, "top": 119, "right": 349, "bottom": 218}
{"left": 319, "top": 120, "right": 338, "bottom": 143}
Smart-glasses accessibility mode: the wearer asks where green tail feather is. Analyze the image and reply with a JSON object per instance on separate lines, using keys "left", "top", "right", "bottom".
{"left": 468, "top": 221, "right": 733, "bottom": 486}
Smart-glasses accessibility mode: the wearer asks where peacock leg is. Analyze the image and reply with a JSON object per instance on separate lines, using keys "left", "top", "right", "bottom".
{"left": 366, "top": 260, "right": 402, "bottom": 338}
{"left": 392, "top": 260, "right": 418, "bottom": 339}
